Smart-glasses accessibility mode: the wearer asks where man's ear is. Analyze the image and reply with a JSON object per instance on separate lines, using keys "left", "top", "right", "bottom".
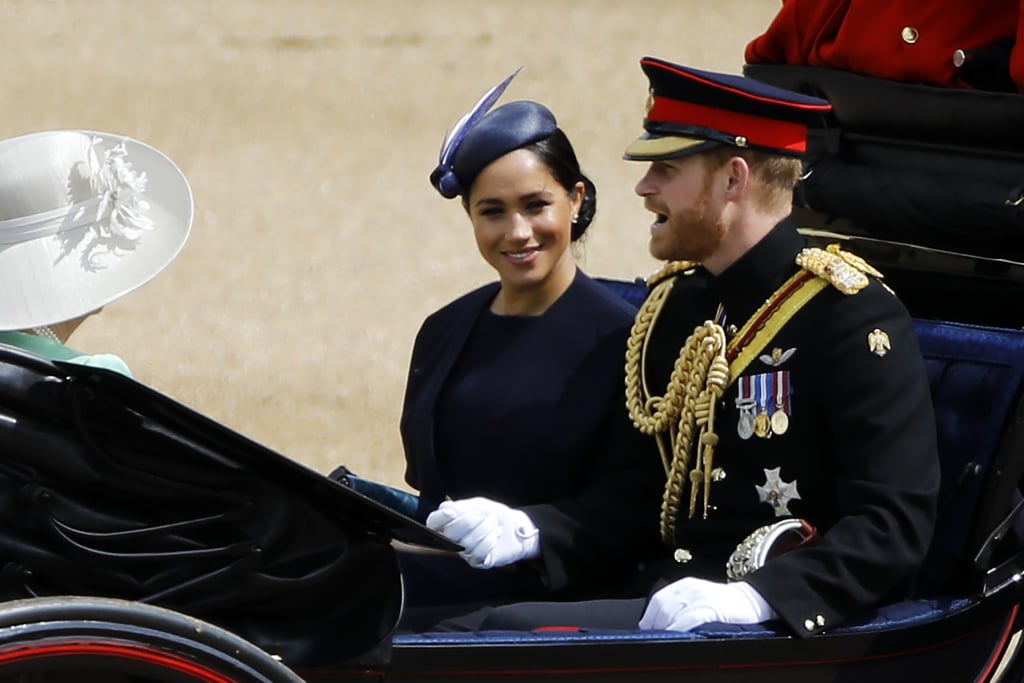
{"left": 724, "top": 155, "right": 750, "bottom": 196}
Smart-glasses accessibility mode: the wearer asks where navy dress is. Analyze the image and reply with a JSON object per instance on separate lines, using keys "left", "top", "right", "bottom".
{"left": 399, "top": 269, "right": 663, "bottom": 612}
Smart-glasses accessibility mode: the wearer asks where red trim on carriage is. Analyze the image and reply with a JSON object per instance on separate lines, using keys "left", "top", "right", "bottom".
{"left": 977, "top": 603, "right": 1021, "bottom": 682}
{"left": 0, "top": 641, "right": 238, "bottom": 682}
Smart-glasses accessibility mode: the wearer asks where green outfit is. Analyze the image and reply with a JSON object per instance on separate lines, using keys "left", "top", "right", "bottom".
{"left": 0, "top": 331, "right": 132, "bottom": 377}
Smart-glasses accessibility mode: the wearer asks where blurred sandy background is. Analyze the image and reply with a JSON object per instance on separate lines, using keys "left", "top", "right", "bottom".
{"left": 6, "top": 0, "right": 781, "bottom": 485}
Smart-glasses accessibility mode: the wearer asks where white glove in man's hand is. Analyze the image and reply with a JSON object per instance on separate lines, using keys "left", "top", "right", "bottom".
{"left": 426, "top": 497, "right": 540, "bottom": 569}
{"left": 639, "top": 578, "right": 777, "bottom": 631}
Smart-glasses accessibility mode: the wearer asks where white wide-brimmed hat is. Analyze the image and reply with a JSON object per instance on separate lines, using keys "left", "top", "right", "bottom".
{"left": 0, "top": 130, "right": 193, "bottom": 330}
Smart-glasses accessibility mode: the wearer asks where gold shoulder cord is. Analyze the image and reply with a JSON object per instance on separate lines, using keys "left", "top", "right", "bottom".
{"left": 626, "top": 246, "right": 874, "bottom": 548}
{"left": 625, "top": 270, "right": 729, "bottom": 546}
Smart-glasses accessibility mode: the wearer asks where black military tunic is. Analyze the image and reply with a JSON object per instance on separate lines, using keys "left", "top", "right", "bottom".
{"left": 643, "top": 219, "right": 939, "bottom": 636}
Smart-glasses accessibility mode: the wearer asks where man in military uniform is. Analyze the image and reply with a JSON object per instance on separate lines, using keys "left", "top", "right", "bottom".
{"left": 620, "top": 55, "right": 940, "bottom": 636}
{"left": 463, "top": 56, "right": 940, "bottom": 637}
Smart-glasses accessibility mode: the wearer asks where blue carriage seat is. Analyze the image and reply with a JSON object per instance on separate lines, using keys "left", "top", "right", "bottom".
{"left": 914, "top": 320, "right": 1024, "bottom": 596}
{"left": 399, "top": 281, "right": 1024, "bottom": 643}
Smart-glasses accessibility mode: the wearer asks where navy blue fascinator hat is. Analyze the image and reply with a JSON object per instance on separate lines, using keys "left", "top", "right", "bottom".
{"left": 430, "top": 70, "right": 557, "bottom": 199}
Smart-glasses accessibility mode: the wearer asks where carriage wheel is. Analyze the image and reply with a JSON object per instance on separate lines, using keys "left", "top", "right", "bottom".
{"left": 0, "top": 596, "right": 302, "bottom": 682}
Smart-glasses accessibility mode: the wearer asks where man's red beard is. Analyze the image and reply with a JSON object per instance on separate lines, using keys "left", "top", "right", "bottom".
{"left": 650, "top": 174, "right": 725, "bottom": 263}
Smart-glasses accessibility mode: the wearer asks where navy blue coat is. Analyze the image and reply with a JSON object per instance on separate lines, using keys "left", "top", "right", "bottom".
{"left": 401, "top": 270, "right": 664, "bottom": 596}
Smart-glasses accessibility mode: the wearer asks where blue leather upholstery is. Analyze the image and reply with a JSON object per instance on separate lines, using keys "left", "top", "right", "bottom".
{"left": 913, "top": 320, "right": 1024, "bottom": 593}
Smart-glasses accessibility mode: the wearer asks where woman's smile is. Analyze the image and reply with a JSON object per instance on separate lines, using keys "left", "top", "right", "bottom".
{"left": 503, "top": 246, "right": 541, "bottom": 263}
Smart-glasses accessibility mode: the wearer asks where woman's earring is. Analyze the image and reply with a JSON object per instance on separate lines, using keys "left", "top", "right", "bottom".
{"left": 571, "top": 213, "right": 579, "bottom": 224}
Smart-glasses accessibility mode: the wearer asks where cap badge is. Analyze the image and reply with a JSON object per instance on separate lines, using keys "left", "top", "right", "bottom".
{"left": 868, "top": 328, "right": 891, "bottom": 357}
{"left": 644, "top": 88, "right": 655, "bottom": 115}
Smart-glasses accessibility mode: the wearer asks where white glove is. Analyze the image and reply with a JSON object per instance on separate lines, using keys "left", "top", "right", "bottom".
{"left": 639, "top": 577, "right": 777, "bottom": 631}
{"left": 426, "top": 497, "right": 540, "bottom": 569}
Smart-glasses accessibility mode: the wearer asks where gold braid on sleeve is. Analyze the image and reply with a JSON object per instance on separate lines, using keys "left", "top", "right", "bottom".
{"left": 625, "top": 278, "right": 730, "bottom": 547}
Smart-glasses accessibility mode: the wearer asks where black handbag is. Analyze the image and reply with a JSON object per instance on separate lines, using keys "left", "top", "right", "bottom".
{"left": 0, "top": 343, "right": 454, "bottom": 668}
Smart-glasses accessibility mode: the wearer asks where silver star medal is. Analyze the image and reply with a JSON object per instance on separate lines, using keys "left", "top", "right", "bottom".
{"left": 756, "top": 467, "right": 801, "bottom": 517}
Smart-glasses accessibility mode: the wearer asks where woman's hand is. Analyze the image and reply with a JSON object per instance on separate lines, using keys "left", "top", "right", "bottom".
{"left": 426, "top": 498, "right": 540, "bottom": 569}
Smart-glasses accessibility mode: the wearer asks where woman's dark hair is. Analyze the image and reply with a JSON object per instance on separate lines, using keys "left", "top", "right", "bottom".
{"left": 523, "top": 128, "right": 597, "bottom": 241}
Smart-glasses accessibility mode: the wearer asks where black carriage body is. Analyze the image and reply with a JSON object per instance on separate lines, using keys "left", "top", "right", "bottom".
{"left": 0, "top": 344, "right": 456, "bottom": 678}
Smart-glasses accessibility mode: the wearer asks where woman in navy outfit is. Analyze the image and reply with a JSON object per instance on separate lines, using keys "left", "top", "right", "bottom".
{"left": 397, "top": 74, "right": 663, "bottom": 627}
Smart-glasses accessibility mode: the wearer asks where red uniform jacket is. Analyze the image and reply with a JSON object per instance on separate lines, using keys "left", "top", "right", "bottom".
{"left": 745, "top": 0, "right": 1024, "bottom": 92}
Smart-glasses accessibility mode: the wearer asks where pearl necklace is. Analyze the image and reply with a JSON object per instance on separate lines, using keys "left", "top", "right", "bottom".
{"left": 31, "top": 326, "right": 61, "bottom": 343}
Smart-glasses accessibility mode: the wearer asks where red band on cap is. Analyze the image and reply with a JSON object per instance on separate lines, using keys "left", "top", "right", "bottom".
{"left": 649, "top": 97, "right": 807, "bottom": 153}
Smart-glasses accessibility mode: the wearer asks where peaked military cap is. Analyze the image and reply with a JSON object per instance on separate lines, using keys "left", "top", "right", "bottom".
{"left": 624, "top": 56, "right": 832, "bottom": 161}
